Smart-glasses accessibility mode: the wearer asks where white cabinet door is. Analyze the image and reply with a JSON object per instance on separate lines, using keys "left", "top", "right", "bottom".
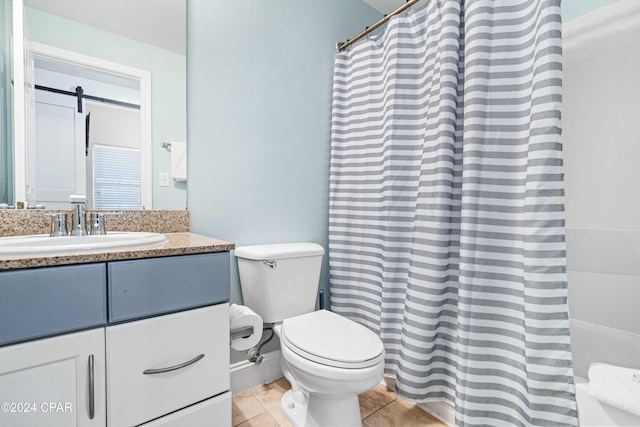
{"left": 0, "top": 329, "right": 106, "bottom": 427}
{"left": 107, "top": 305, "right": 230, "bottom": 427}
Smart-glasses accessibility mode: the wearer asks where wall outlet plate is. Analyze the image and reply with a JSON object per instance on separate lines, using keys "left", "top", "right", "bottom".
{"left": 159, "top": 172, "right": 170, "bottom": 187}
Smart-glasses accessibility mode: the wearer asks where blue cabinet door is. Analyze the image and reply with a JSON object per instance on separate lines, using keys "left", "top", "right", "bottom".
{"left": 0, "top": 263, "right": 107, "bottom": 346}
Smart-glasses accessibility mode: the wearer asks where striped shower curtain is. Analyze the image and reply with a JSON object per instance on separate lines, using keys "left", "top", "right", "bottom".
{"left": 329, "top": 0, "right": 578, "bottom": 425}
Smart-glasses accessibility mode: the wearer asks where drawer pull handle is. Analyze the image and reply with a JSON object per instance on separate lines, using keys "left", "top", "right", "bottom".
{"left": 143, "top": 354, "right": 205, "bottom": 375}
{"left": 88, "top": 354, "right": 95, "bottom": 420}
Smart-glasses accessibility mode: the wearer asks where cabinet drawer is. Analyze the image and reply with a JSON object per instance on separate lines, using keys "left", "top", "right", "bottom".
{"left": 140, "top": 392, "right": 231, "bottom": 426}
{"left": 108, "top": 253, "right": 230, "bottom": 323}
{"left": 0, "top": 263, "right": 107, "bottom": 346}
{"left": 106, "top": 304, "right": 229, "bottom": 427}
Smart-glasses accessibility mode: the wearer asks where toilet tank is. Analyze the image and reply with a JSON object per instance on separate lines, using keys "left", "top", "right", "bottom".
{"left": 234, "top": 243, "right": 324, "bottom": 323}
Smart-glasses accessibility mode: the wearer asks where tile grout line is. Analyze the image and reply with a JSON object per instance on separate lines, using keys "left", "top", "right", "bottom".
{"left": 266, "top": 409, "right": 277, "bottom": 426}
{"left": 249, "top": 388, "right": 269, "bottom": 413}
{"left": 362, "top": 396, "right": 399, "bottom": 424}
{"left": 267, "top": 411, "right": 282, "bottom": 427}
{"left": 247, "top": 385, "right": 288, "bottom": 426}
{"left": 233, "top": 391, "right": 268, "bottom": 427}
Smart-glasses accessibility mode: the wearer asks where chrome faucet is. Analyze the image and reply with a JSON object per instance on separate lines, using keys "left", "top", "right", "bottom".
{"left": 70, "top": 195, "right": 88, "bottom": 236}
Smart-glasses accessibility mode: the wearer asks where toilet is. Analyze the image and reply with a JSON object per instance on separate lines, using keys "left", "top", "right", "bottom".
{"left": 235, "top": 243, "right": 384, "bottom": 427}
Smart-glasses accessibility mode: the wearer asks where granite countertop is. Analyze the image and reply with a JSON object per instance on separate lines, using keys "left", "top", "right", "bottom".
{"left": 0, "top": 232, "right": 235, "bottom": 271}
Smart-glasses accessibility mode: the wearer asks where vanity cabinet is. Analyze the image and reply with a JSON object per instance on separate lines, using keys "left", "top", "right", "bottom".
{"left": 0, "top": 329, "right": 106, "bottom": 427}
{"left": 0, "top": 251, "right": 231, "bottom": 427}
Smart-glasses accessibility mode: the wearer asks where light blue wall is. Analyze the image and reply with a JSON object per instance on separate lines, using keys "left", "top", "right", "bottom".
{"left": 25, "top": 7, "right": 187, "bottom": 210}
{"left": 562, "top": 0, "right": 620, "bottom": 21}
{"left": 186, "top": 0, "right": 616, "bottom": 365}
{"left": 187, "top": 0, "right": 381, "bottom": 360}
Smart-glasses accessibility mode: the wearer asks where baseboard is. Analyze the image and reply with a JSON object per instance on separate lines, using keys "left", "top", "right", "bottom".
{"left": 417, "top": 400, "right": 456, "bottom": 427}
{"left": 382, "top": 376, "right": 455, "bottom": 426}
{"left": 230, "top": 350, "right": 283, "bottom": 394}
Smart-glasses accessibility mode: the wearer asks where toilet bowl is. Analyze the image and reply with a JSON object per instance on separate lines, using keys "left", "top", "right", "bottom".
{"left": 276, "top": 310, "right": 384, "bottom": 427}
{"left": 234, "top": 243, "right": 385, "bottom": 427}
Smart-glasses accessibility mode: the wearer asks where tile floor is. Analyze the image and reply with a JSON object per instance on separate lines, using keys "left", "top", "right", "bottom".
{"left": 232, "top": 377, "right": 447, "bottom": 427}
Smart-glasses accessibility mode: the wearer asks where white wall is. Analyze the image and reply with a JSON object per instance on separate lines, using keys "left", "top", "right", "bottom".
{"left": 187, "top": 0, "right": 382, "bottom": 363}
{"left": 562, "top": 1, "right": 640, "bottom": 377}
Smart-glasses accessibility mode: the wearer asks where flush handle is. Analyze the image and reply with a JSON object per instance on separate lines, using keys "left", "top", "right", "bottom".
{"left": 263, "top": 260, "right": 277, "bottom": 269}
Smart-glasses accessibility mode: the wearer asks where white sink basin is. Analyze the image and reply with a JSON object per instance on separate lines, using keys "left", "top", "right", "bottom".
{"left": 0, "top": 232, "right": 167, "bottom": 256}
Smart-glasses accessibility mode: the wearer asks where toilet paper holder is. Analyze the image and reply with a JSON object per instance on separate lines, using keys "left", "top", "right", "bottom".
{"left": 230, "top": 325, "right": 255, "bottom": 341}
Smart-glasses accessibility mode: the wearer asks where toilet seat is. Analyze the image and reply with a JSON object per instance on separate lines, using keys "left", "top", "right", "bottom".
{"left": 281, "top": 310, "right": 384, "bottom": 369}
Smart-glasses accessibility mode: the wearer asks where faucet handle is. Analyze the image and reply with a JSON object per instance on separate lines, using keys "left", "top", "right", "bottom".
{"left": 50, "top": 213, "right": 69, "bottom": 237}
{"left": 88, "top": 212, "right": 123, "bottom": 235}
{"left": 89, "top": 213, "right": 106, "bottom": 235}
{"left": 27, "top": 212, "right": 69, "bottom": 236}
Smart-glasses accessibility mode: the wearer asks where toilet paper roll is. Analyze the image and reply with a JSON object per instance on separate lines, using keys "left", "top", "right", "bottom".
{"left": 229, "top": 303, "right": 263, "bottom": 351}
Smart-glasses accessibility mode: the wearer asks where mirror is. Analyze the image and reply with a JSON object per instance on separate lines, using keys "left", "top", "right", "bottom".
{"left": 4, "top": 0, "right": 186, "bottom": 210}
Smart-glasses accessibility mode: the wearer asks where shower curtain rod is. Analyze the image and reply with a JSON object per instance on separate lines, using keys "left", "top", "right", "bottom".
{"left": 337, "top": 0, "right": 421, "bottom": 52}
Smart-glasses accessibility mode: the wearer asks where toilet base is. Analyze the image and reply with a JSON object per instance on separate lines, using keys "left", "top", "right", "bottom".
{"left": 281, "top": 390, "right": 307, "bottom": 427}
{"left": 281, "top": 389, "right": 361, "bottom": 427}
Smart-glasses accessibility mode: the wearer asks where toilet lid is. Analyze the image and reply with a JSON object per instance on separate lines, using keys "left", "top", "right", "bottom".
{"left": 281, "top": 310, "right": 384, "bottom": 369}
